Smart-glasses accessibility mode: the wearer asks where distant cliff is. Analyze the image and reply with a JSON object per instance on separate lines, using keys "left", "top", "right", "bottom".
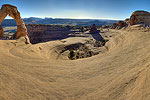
{"left": 26, "top": 24, "right": 71, "bottom": 44}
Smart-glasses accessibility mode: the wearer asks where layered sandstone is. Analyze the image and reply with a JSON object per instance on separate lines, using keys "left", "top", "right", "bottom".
{"left": 26, "top": 24, "right": 71, "bottom": 44}
{"left": 0, "top": 4, "right": 28, "bottom": 39}
{"left": 129, "top": 10, "right": 150, "bottom": 26}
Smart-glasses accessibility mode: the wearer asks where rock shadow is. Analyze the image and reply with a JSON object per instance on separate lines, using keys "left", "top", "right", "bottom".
{"left": 89, "top": 31, "right": 104, "bottom": 41}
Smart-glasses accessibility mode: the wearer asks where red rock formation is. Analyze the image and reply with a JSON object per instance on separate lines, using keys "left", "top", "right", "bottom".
{"left": 118, "top": 21, "right": 127, "bottom": 29}
{"left": 0, "top": 25, "right": 4, "bottom": 38}
{"left": 0, "top": 4, "right": 28, "bottom": 39}
{"left": 111, "top": 21, "right": 127, "bottom": 29}
{"left": 129, "top": 10, "right": 150, "bottom": 26}
{"left": 90, "top": 24, "right": 100, "bottom": 33}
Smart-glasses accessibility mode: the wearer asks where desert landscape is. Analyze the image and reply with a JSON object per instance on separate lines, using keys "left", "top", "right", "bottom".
{"left": 1, "top": 2, "right": 150, "bottom": 100}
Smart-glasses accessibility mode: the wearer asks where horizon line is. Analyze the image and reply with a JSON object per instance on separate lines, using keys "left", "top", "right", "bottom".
{"left": 5, "top": 16, "right": 122, "bottom": 20}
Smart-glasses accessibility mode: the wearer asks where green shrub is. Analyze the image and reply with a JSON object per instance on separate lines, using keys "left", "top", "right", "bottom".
{"left": 68, "top": 49, "right": 76, "bottom": 60}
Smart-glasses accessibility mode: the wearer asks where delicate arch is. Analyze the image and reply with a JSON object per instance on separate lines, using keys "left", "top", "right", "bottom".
{"left": 0, "top": 4, "right": 27, "bottom": 39}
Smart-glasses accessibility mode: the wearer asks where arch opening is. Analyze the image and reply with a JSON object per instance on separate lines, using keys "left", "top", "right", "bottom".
{"left": 2, "top": 16, "right": 17, "bottom": 39}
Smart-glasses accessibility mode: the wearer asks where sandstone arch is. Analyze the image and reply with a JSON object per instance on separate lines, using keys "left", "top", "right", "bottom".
{"left": 0, "top": 4, "right": 28, "bottom": 39}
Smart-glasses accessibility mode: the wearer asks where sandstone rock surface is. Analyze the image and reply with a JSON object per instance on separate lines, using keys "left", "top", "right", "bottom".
{"left": 0, "top": 25, "right": 4, "bottom": 38}
{"left": 0, "top": 4, "right": 28, "bottom": 39}
{"left": 111, "top": 21, "right": 127, "bottom": 29}
{"left": 129, "top": 10, "right": 150, "bottom": 26}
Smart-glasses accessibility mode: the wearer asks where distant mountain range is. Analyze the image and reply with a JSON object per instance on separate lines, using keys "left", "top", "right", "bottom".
{"left": 1, "top": 17, "right": 118, "bottom": 26}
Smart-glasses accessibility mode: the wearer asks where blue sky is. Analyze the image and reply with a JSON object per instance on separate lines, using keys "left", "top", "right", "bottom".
{"left": 0, "top": 0, "right": 150, "bottom": 20}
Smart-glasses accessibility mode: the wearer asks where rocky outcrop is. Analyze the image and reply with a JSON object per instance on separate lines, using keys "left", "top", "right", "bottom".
{"left": 117, "top": 21, "right": 127, "bottom": 29}
{"left": 0, "top": 4, "right": 28, "bottom": 39}
{"left": 90, "top": 24, "right": 97, "bottom": 32}
{"left": 26, "top": 24, "right": 71, "bottom": 44}
{"left": 90, "top": 24, "right": 100, "bottom": 33}
{"left": 111, "top": 21, "right": 127, "bottom": 29}
{"left": 125, "top": 18, "right": 130, "bottom": 24}
{"left": 111, "top": 23, "right": 118, "bottom": 29}
{"left": 129, "top": 10, "right": 150, "bottom": 26}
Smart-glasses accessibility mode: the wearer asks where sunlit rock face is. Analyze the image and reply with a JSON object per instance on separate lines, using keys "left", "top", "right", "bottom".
{"left": 0, "top": 25, "right": 4, "bottom": 38}
{"left": 26, "top": 24, "right": 71, "bottom": 44}
{"left": 129, "top": 10, "right": 150, "bottom": 26}
{"left": 0, "top": 4, "right": 28, "bottom": 39}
